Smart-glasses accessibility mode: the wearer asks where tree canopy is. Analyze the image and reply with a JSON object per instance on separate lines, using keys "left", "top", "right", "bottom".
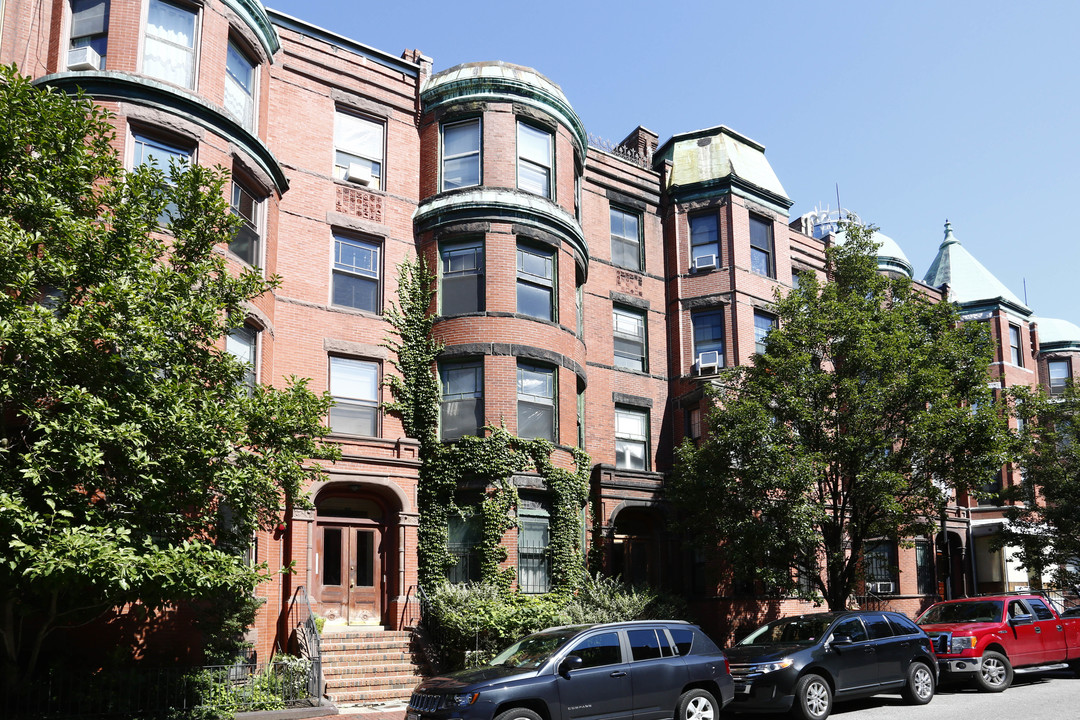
{"left": 669, "top": 222, "right": 1011, "bottom": 609}
{"left": 1001, "top": 382, "right": 1080, "bottom": 593}
{"left": 0, "top": 66, "right": 337, "bottom": 679}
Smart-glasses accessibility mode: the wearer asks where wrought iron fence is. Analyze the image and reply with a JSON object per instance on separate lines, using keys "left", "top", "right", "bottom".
{"left": 587, "top": 133, "right": 653, "bottom": 169}
{"left": 288, "top": 584, "right": 324, "bottom": 699}
{"left": 2, "top": 657, "right": 322, "bottom": 718}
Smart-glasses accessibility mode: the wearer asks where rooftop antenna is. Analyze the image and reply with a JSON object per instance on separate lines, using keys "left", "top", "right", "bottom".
{"left": 835, "top": 183, "right": 842, "bottom": 223}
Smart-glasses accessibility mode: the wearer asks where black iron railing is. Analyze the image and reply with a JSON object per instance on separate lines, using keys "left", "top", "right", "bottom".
{"left": 2, "top": 658, "right": 321, "bottom": 718}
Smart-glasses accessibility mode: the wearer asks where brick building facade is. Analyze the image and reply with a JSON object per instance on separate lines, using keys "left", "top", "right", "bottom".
{"left": 3, "top": 0, "right": 1078, "bottom": 659}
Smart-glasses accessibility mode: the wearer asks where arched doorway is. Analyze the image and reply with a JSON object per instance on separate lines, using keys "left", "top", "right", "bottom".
{"left": 313, "top": 487, "right": 390, "bottom": 625}
{"left": 610, "top": 505, "right": 667, "bottom": 588}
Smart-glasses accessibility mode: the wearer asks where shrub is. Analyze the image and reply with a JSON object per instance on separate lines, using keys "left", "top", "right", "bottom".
{"left": 423, "top": 575, "right": 691, "bottom": 670}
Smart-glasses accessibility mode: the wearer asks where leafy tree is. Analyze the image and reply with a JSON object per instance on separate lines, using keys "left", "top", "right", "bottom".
{"left": 669, "top": 222, "right": 1010, "bottom": 610}
{"left": 0, "top": 66, "right": 337, "bottom": 682}
{"left": 1000, "top": 383, "right": 1080, "bottom": 593}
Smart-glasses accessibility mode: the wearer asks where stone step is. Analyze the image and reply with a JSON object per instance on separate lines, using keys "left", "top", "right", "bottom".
{"left": 322, "top": 628, "right": 412, "bottom": 640}
{"left": 321, "top": 641, "right": 419, "bottom": 654}
{"left": 321, "top": 649, "right": 418, "bottom": 662}
{"left": 323, "top": 663, "right": 423, "bottom": 677}
{"left": 326, "top": 687, "right": 414, "bottom": 704}
{"left": 326, "top": 674, "right": 421, "bottom": 691}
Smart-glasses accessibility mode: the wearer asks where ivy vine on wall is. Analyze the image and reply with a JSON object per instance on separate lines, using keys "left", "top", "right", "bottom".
{"left": 384, "top": 256, "right": 591, "bottom": 595}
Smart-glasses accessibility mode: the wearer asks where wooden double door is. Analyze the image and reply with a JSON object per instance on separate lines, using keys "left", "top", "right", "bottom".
{"left": 315, "top": 521, "right": 383, "bottom": 624}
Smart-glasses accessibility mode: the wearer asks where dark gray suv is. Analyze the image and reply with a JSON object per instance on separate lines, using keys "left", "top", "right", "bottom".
{"left": 407, "top": 621, "right": 734, "bottom": 720}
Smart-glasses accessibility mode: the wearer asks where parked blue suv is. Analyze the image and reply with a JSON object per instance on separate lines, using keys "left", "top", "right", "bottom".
{"left": 407, "top": 621, "right": 734, "bottom": 720}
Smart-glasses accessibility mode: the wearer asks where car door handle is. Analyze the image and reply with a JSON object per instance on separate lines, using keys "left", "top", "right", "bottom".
{"left": 1035, "top": 627, "right": 1042, "bottom": 634}
{"left": 610, "top": 671, "right": 627, "bottom": 678}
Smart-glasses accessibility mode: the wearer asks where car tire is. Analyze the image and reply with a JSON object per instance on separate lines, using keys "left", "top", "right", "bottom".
{"left": 677, "top": 688, "right": 719, "bottom": 720}
{"left": 791, "top": 674, "right": 832, "bottom": 720}
{"left": 974, "top": 650, "right": 1013, "bottom": 692}
{"left": 494, "top": 708, "right": 542, "bottom": 720}
{"left": 901, "top": 662, "right": 935, "bottom": 704}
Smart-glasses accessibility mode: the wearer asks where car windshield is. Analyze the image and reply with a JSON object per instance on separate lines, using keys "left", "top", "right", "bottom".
{"left": 918, "top": 601, "right": 1003, "bottom": 625}
{"left": 489, "top": 627, "right": 585, "bottom": 669}
{"left": 737, "top": 616, "right": 836, "bottom": 646}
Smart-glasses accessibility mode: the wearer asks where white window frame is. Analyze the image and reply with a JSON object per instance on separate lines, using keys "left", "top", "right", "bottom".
{"left": 615, "top": 405, "right": 649, "bottom": 471}
{"left": 328, "top": 356, "right": 379, "bottom": 437}
{"left": 142, "top": 0, "right": 199, "bottom": 90}
{"left": 517, "top": 121, "right": 553, "bottom": 199}
{"left": 331, "top": 234, "right": 381, "bottom": 313}
{"left": 229, "top": 179, "right": 263, "bottom": 268}
{"left": 754, "top": 310, "right": 777, "bottom": 355}
{"left": 516, "top": 243, "right": 555, "bottom": 322}
{"left": 68, "top": 0, "right": 109, "bottom": 67}
{"left": 441, "top": 118, "right": 481, "bottom": 191}
{"left": 224, "top": 38, "right": 257, "bottom": 131}
{"left": 517, "top": 362, "right": 556, "bottom": 441}
{"left": 440, "top": 360, "right": 484, "bottom": 441}
{"left": 610, "top": 206, "right": 642, "bottom": 271}
{"left": 613, "top": 305, "right": 647, "bottom": 372}
{"left": 226, "top": 324, "right": 258, "bottom": 391}
{"left": 334, "top": 110, "right": 385, "bottom": 189}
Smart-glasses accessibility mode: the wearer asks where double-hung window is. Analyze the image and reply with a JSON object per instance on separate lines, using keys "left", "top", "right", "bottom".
{"left": 440, "top": 240, "right": 484, "bottom": 315}
{"left": 328, "top": 357, "right": 379, "bottom": 436}
{"left": 517, "top": 122, "right": 552, "bottom": 198}
{"left": 230, "top": 181, "right": 261, "bottom": 267}
{"left": 615, "top": 406, "right": 649, "bottom": 470}
{"left": 517, "top": 362, "right": 555, "bottom": 441}
{"left": 447, "top": 515, "right": 481, "bottom": 583}
{"left": 864, "top": 541, "right": 898, "bottom": 594}
{"left": 332, "top": 235, "right": 380, "bottom": 312}
{"left": 334, "top": 111, "right": 384, "bottom": 188}
{"left": 133, "top": 132, "right": 190, "bottom": 226}
{"left": 69, "top": 0, "right": 109, "bottom": 67}
{"left": 1049, "top": 359, "right": 1070, "bottom": 396}
{"left": 226, "top": 325, "right": 258, "bottom": 392}
{"left": 144, "top": 0, "right": 197, "bottom": 89}
{"left": 224, "top": 40, "right": 256, "bottom": 130}
{"left": 610, "top": 207, "right": 642, "bottom": 271}
{"left": 1008, "top": 324, "right": 1023, "bottom": 366}
{"left": 613, "top": 306, "right": 646, "bottom": 372}
{"left": 440, "top": 360, "right": 483, "bottom": 441}
{"left": 518, "top": 515, "right": 550, "bottom": 594}
{"left": 692, "top": 309, "right": 725, "bottom": 372}
{"left": 689, "top": 214, "right": 719, "bottom": 270}
{"left": 441, "top": 119, "right": 480, "bottom": 190}
{"left": 517, "top": 243, "right": 555, "bottom": 321}
{"left": 754, "top": 311, "right": 777, "bottom": 355}
{"left": 749, "top": 214, "right": 775, "bottom": 278}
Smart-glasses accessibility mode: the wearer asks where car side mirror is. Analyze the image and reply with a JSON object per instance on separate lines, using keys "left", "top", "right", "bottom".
{"left": 1010, "top": 612, "right": 1034, "bottom": 626}
{"left": 829, "top": 634, "right": 853, "bottom": 648}
{"left": 559, "top": 655, "right": 583, "bottom": 677}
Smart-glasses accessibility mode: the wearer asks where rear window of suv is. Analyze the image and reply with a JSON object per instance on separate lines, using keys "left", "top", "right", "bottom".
{"left": 670, "top": 627, "right": 720, "bottom": 655}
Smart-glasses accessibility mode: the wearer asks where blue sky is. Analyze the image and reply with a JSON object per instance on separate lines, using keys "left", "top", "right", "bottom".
{"left": 268, "top": 0, "right": 1080, "bottom": 327}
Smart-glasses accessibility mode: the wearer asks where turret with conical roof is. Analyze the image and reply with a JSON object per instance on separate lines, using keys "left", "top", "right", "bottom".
{"left": 922, "top": 221, "right": 1031, "bottom": 317}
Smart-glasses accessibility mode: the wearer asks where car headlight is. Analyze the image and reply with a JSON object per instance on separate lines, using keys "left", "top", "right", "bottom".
{"left": 752, "top": 660, "right": 794, "bottom": 674}
{"left": 442, "top": 692, "right": 480, "bottom": 708}
{"left": 950, "top": 636, "right": 977, "bottom": 653}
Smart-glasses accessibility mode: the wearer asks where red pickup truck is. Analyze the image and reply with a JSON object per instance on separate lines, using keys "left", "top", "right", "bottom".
{"left": 916, "top": 594, "right": 1080, "bottom": 692}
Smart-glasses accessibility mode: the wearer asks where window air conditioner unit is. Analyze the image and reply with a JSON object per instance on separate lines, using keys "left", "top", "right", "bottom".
{"left": 67, "top": 46, "right": 102, "bottom": 71}
{"left": 693, "top": 254, "right": 717, "bottom": 271}
{"left": 870, "top": 582, "right": 895, "bottom": 594}
{"left": 695, "top": 351, "right": 721, "bottom": 374}
{"left": 345, "top": 163, "right": 372, "bottom": 186}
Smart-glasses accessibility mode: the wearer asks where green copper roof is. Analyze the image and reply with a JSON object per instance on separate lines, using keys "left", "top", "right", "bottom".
{"left": 1034, "top": 316, "right": 1080, "bottom": 352}
{"left": 922, "top": 221, "right": 1029, "bottom": 313}
{"left": 653, "top": 125, "right": 790, "bottom": 210}
{"left": 834, "top": 228, "right": 913, "bottom": 279}
{"left": 422, "top": 62, "right": 587, "bottom": 157}
{"left": 224, "top": 0, "right": 280, "bottom": 59}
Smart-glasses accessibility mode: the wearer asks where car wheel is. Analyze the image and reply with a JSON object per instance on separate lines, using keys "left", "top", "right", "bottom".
{"left": 494, "top": 708, "right": 542, "bottom": 720}
{"left": 677, "top": 689, "right": 719, "bottom": 720}
{"left": 791, "top": 674, "right": 832, "bottom": 720}
{"left": 974, "top": 650, "right": 1013, "bottom": 692}
{"left": 901, "top": 662, "right": 935, "bottom": 705}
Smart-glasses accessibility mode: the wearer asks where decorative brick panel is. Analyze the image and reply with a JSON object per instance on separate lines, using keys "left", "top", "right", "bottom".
{"left": 336, "top": 185, "right": 384, "bottom": 223}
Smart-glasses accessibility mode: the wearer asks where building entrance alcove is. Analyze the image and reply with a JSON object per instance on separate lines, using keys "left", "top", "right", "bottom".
{"left": 610, "top": 505, "right": 668, "bottom": 589}
{"left": 313, "top": 486, "right": 396, "bottom": 625}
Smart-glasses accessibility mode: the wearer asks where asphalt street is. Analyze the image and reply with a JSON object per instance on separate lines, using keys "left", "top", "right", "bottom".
{"left": 720, "top": 667, "right": 1080, "bottom": 720}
